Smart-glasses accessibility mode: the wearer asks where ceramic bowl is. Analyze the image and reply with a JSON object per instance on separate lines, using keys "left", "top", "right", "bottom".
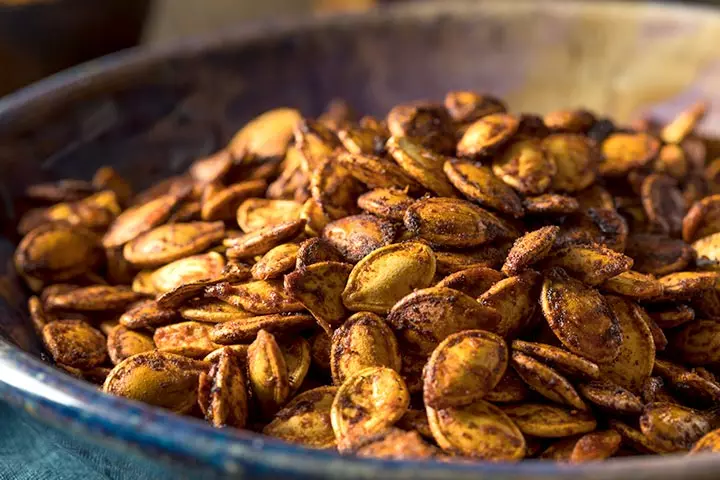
{"left": 2, "top": 1, "right": 720, "bottom": 478}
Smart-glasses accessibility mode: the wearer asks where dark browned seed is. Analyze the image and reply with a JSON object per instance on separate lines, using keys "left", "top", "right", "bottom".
{"left": 639, "top": 402, "right": 712, "bottom": 453}
{"left": 511, "top": 351, "right": 587, "bottom": 410}
{"left": 502, "top": 226, "right": 558, "bottom": 276}
{"left": 540, "top": 267, "right": 621, "bottom": 364}
{"left": 625, "top": 234, "right": 695, "bottom": 275}
{"left": 322, "top": 214, "right": 397, "bottom": 264}
{"left": 443, "top": 158, "right": 524, "bottom": 217}
{"left": 386, "top": 287, "right": 501, "bottom": 356}
{"left": 646, "top": 303, "right": 695, "bottom": 329}
{"left": 511, "top": 340, "right": 600, "bottom": 380}
{"left": 600, "top": 132, "right": 661, "bottom": 177}
{"left": 295, "top": 237, "right": 344, "bottom": 269}
{"left": 555, "top": 208, "right": 628, "bottom": 253}
{"left": 387, "top": 103, "right": 456, "bottom": 155}
{"left": 26, "top": 179, "right": 95, "bottom": 203}
{"left": 682, "top": 194, "right": 720, "bottom": 243}
{"left": 478, "top": 270, "right": 541, "bottom": 339}
{"left": 42, "top": 320, "right": 107, "bottom": 369}
{"left": 435, "top": 266, "right": 505, "bottom": 298}
{"left": 544, "top": 243, "right": 633, "bottom": 286}
{"left": 641, "top": 174, "right": 686, "bottom": 236}
{"left": 577, "top": 380, "right": 644, "bottom": 415}
{"left": 523, "top": 194, "right": 580, "bottom": 215}
{"left": 434, "top": 247, "right": 508, "bottom": 275}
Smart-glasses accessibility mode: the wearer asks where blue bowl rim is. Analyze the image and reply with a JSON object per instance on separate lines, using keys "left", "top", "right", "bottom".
{"left": 2, "top": 0, "right": 720, "bottom": 477}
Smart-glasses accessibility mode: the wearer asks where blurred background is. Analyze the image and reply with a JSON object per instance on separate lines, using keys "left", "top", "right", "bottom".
{"left": 0, "top": 0, "right": 719, "bottom": 97}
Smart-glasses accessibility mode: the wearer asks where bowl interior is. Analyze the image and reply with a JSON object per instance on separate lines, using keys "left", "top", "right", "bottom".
{"left": 3, "top": 1, "right": 720, "bottom": 478}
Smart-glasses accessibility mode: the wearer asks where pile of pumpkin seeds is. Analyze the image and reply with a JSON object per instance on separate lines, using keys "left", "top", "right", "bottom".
{"left": 14, "top": 93, "right": 720, "bottom": 461}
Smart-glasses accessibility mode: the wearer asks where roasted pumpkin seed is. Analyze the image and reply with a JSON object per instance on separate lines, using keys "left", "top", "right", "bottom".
{"left": 16, "top": 94, "right": 720, "bottom": 465}
{"left": 123, "top": 222, "right": 225, "bottom": 268}
{"left": 342, "top": 242, "right": 435, "bottom": 314}
{"left": 435, "top": 266, "right": 504, "bottom": 298}
{"left": 540, "top": 267, "right": 621, "bottom": 364}
{"left": 322, "top": 214, "right": 397, "bottom": 264}
{"left": 423, "top": 330, "right": 508, "bottom": 409}
{"left": 107, "top": 325, "right": 155, "bottom": 365}
{"left": 387, "top": 287, "right": 501, "bottom": 356}
{"left": 331, "top": 312, "right": 401, "bottom": 386}
{"left": 511, "top": 351, "right": 587, "bottom": 410}
{"left": 263, "top": 386, "right": 338, "bottom": 449}
{"left": 42, "top": 320, "right": 107, "bottom": 369}
{"left": 502, "top": 226, "right": 558, "bottom": 276}
{"left": 210, "top": 313, "right": 315, "bottom": 345}
{"left": 640, "top": 402, "right": 712, "bottom": 453}
{"left": 501, "top": 403, "right": 597, "bottom": 438}
{"left": 331, "top": 367, "right": 410, "bottom": 447}
{"left": 103, "top": 351, "right": 208, "bottom": 414}
{"left": 427, "top": 399, "right": 525, "bottom": 461}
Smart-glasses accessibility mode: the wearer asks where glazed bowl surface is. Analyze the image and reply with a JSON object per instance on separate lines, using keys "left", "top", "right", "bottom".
{"left": 2, "top": 1, "right": 720, "bottom": 478}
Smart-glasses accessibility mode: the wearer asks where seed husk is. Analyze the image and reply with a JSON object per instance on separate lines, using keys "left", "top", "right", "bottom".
{"left": 600, "top": 132, "right": 660, "bottom": 176}
{"left": 478, "top": 270, "right": 540, "bottom": 338}
{"left": 387, "top": 135, "right": 458, "bottom": 198}
{"left": 225, "top": 219, "right": 305, "bottom": 259}
{"left": 204, "top": 348, "right": 249, "bottom": 428}
{"left": 236, "top": 198, "right": 303, "bottom": 232}
{"left": 153, "top": 321, "right": 221, "bottom": 359}
{"left": 205, "top": 280, "right": 304, "bottom": 314}
{"left": 119, "top": 299, "right": 179, "bottom": 329}
{"left": 251, "top": 243, "right": 299, "bottom": 280}
{"left": 545, "top": 244, "right": 633, "bottom": 286}
{"left": 690, "top": 428, "right": 720, "bottom": 453}
{"left": 285, "top": 261, "right": 353, "bottom": 332}
{"left": 356, "top": 188, "right": 415, "bottom": 222}
{"left": 492, "top": 139, "right": 556, "bottom": 195}
{"left": 15, "top": 222, "right": 103, "bottom": 284}
{"left": 248, "top": 330, "right": 290, "bottom": 417}
{"left": 457, "top": 113, "right": 519, "bottom": 157}
{"left": 404, "top": 197, "right": 500, "bottom": 248}
{"left": 351, "top": 428, "right": 439, "bottom": 460}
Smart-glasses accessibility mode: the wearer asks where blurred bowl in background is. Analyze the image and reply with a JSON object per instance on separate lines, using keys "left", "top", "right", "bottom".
{"left": 0, "top": 0, "right": 150, "bottom": 96}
